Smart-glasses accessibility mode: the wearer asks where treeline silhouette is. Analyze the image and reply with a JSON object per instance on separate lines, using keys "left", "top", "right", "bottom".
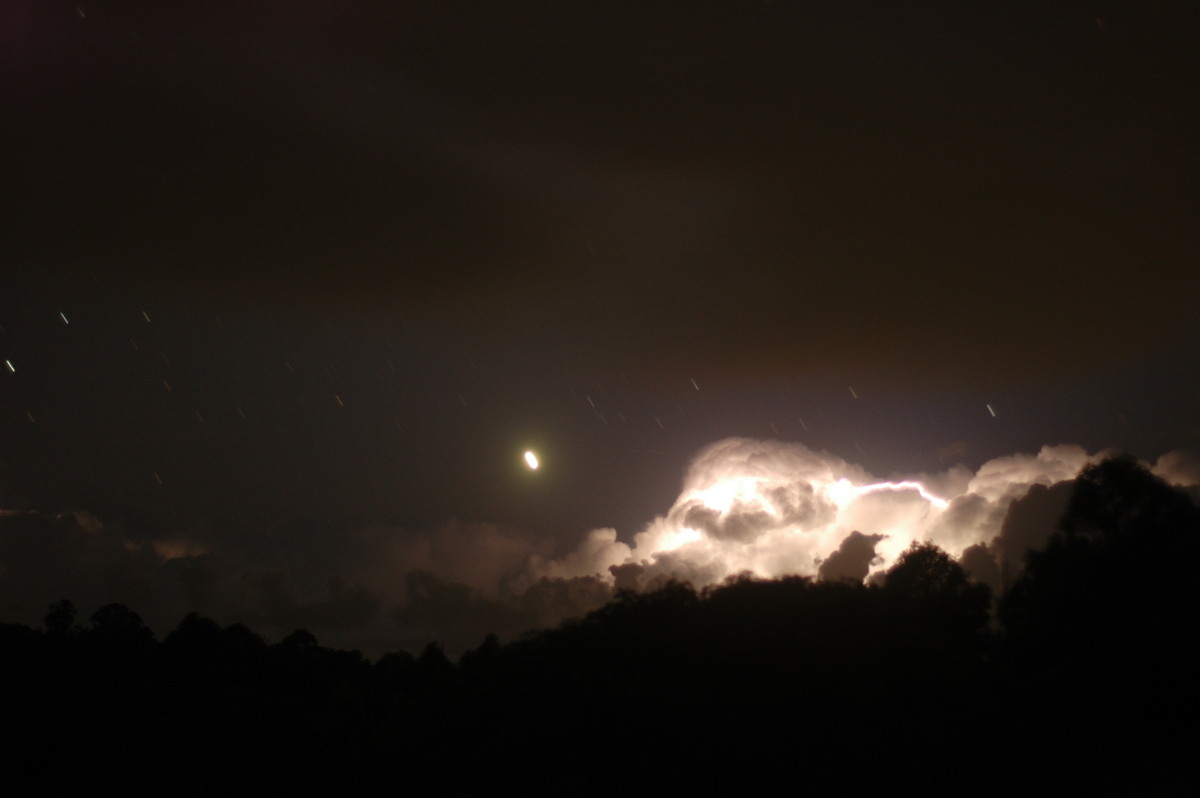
{"left": 2, "top": 455, "right": 1196, "bottom": 794}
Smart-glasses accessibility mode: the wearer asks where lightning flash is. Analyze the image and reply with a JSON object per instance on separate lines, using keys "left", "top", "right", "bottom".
{"left": 529, "top": 438, "right": 1096, "bottom": 590}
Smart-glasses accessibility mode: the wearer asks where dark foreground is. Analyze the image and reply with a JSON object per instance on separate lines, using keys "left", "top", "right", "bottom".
{"left": 3, "top": 456, "right": 1197, "bottom": 795}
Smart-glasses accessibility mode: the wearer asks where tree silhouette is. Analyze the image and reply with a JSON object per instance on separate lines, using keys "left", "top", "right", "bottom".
{"left": 1001, "top": 454, "right": 1200, "bottom": 649}
{"left": 279, "top": 628, "right": 320, "bottom": 653}
{"left": 44, "top": 599, "right": 76, "bottom": 637}
{"left": 886, "top": 541, "right": 970, "bottom": 598}
{"left": 88, "top": 603, "right": 154, "bottom": 643}
{"left": 884, "top": 541, "right": 991, "bottom": 637}
{"left": 9, "top": 478, "right": 1196, "bottom": 796}
{"left": 998, "top": 454, "right": 1200, "bottom": 788}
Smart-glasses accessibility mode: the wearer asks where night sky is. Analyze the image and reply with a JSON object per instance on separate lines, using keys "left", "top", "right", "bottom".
{"left": 3, "top": 1, "right": 1198, "bottom": 653}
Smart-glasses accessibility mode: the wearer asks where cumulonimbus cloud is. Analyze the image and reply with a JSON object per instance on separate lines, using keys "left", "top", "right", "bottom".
{"left": 525, "top": 438, "right": 1197, "bottom": 594}
{"left": 2, "top": 439, "right": 1195, "bottom": 658}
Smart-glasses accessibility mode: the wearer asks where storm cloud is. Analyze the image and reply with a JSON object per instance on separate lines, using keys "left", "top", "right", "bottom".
{"left": 2, "top": 439, "right": 1196, "bottom": 657}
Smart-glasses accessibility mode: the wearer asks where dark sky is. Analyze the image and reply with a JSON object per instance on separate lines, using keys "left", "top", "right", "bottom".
{"left": 2, "top": 1, "right": 1198, "bottom": 650}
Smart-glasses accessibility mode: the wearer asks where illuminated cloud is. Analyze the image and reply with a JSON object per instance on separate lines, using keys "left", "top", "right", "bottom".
{"left": 2, "top": 439, "right": 1196, "bottom": 658}
{"left": 538, "top": 438, "right": 1110, "bottom": 592}
{"left": 818, "top": 531, "right": 885, "bottom": 583}
{"left": 1153, "top": 450, "right": 1200, "bottom": 492}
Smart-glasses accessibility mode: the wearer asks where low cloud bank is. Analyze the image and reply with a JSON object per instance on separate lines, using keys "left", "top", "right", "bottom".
{"left": 2, "top": 440, "right": 1195, "bottom": 656}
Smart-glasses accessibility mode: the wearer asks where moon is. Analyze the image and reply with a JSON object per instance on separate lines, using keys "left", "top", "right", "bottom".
{"left": 523, "top": 450, "right": 539, "bottom": 470}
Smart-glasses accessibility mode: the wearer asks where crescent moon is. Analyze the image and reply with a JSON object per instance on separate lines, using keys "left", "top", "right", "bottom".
{"left": 524, "top": 450, "right": 539, "bottom": 470}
